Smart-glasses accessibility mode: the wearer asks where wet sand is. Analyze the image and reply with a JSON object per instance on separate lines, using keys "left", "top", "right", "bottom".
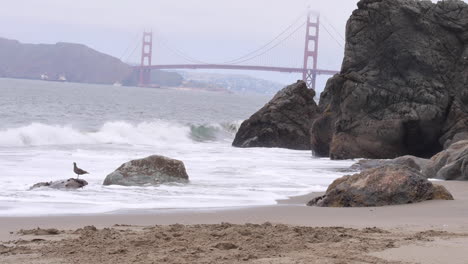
{"left": 1, "top": 181, "right": 468, "bottom": 263}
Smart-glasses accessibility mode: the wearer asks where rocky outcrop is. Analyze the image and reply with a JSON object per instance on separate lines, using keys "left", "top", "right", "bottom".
{"left": 350, "top": 155, "right": 429, "bottom": 172}
{"left": 30, "top": 178, "right": 88, "bottom": 190}
{"left": 311, "top": 0, "right": 468, "bottom": 159}
{"left": 232, "top": 81, "right": 319, "bottom": 150}
{"left": 423, "top": 140, "right": 468, "bottom": 180}
{"left": 308, "top": 165, "right": 453, "bottom": 207}
{"left": 103, "top": 155, "right": 189, "bottom": 186}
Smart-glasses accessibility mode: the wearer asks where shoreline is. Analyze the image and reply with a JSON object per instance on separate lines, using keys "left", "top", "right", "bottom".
{"left": 1, "top": 181, "right": 468, "bottom": 263}
{"left": 1, "top": 181, "right": 468, "bottom": 240}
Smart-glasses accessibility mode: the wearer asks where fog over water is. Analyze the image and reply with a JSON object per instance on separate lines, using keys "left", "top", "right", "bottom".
{"left": 0, "top": 1, "right": 354, "bottom": 91}
{"left": 1, "top": 0, "right": 459, "bottom": 91}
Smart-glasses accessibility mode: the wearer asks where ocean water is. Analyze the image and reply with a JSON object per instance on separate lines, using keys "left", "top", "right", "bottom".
{"left": 0, "top": 78, "right": 354, "bottom": 216}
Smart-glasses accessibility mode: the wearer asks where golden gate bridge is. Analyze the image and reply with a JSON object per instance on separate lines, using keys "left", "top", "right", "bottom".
{"left": 131, "top": 10, "right": 342, "bottom": 90}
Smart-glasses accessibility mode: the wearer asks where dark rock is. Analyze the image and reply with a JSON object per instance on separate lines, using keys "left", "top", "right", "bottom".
{"left": 350, "top": 155, "right": 429, "bottom": 172}
{"left": 214, "top": 242, "right": 238, "bottom": 250}
{"left": 308, "top": 165, "right": 453, "bottom": 207}
{"left": 423, "top": 140, "right": 468, "bottom": 180}
{"left": 432, "top": 185, "right": 454, "bottom": 200}
{"left": 18, "top": 228, "right": 61, "bottom": 236}
{"left": 103, "top": 155, "right": 189, "bottom": 186}
{"left": 443, "top": 132, "right": 468, "bottom": 149}
{"left": 311, "top": 0, "right": 468, "bottom": 159}
{"left": 30, "top": 178, "right": 88, "bottom": 190}
{"left": 232, "top": 81, "right": 319, "bottom": 150}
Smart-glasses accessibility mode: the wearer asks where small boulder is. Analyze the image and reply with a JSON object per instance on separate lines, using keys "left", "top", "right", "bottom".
{"left": 350, "top": 155, "right": 429, "bottom": 172}
{"left": 432, "top": 184, "right": 454, "bottom": 200}
{"left": 30, "top": 178, "right": 88, "bottom": 190}
{"left": 103, "top": 155, "right": 189, "bottom": 186}
{"left": 232, "top": 81, "right": 319, "bottom": 150}
{"left": 308, "top": 165, "right": 453, "bottom": 207}
{"left": 423, "top": 140, "right": 468, "bottom": 180}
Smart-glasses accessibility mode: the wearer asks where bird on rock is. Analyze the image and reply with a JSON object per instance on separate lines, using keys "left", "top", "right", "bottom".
{"left": 73, "top": 162, "right": 89, "bottom": 179}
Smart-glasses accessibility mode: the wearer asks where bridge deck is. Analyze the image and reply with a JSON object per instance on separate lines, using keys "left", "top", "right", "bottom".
{"left": 137, "top": 64, "right": 339, "bottom": 75}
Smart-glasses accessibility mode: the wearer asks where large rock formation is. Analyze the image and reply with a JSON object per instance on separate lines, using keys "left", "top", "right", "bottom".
{"left": 103, "top": 155, "right": 189, "bottom": 186}
{"left": 30, "top": 178, "right": 88, "bottom": 190}
{"left": 423, "top": 140, "right": 468, "bottom": 180}
{"left": 308, "top": 165, "right": 453, "bottom": 207}
{"left": 311, "top": 0, "right": 468, "bottom": 159}
{"left": 232, "top": 81, "right": 319, "bottom": 150}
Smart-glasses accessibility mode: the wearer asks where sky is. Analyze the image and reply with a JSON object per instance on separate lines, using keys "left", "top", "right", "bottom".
{"left": 0, "top": 0, "right": 461, "bottom": 92}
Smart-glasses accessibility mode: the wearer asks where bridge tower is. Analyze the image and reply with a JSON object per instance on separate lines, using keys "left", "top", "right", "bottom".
{"left": 139, "top": 31, "right": 153, "bottom": 87}
{"left": 302, "top": 11, "right": 320, "bottom": 90}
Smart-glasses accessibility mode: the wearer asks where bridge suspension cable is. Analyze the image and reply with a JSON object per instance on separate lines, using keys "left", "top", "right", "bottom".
{"left": 123, "top": 40, "right": 140, "bottom": 64}
{"left": 157, "top": 33, "right": 211, "bottom": 64}
{"left": 222, "top": 11, "right": 307, "bottom": 65}
{"left": 146, "top": 10, "right": 308, "bottom": 66}
{"left": 228, "top": 21, "right": 306, "bottom": 65}
{"left": 322, "top": 15, "right": 345, "bottom": 42}
{"left": 320, "top": 22, "right": 344, "bottom": 49}
{"left": 119, "top": 33, "right": 140, "bottom": 62}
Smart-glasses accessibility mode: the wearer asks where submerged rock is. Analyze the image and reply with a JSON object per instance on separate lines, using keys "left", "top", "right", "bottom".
{"left": 423, "top": 140, "right": 468, "bottom": 180}
{"left": 232, "top": 81, "right": 319, "bottom": 150}
{"left": 308, "top": 165, "right": 453, "bottom": 207}
{"left": 103, "top": 155, "right": 189, "bottom": 186}
{"left": 311, "top": 0, "right": 468, "bottom": 159}
{"left": 30, "top": 178, "right": 88, "bottom": 190}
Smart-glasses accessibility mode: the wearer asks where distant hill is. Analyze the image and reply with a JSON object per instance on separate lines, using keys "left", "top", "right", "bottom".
{"left": 0, "top": 37, "right": 134, "bottom": 84}
{"left": 0, "top": 37, "right": 281, "bottom": 93}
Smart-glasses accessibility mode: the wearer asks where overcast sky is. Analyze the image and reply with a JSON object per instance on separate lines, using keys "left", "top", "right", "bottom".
{"left": 0, "top": 0, "right": 461, "bottom": 91}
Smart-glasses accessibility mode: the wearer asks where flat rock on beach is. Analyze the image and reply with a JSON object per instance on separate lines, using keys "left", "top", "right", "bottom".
{"left": 30, "top": 178, "right": 88, "bottom": 190}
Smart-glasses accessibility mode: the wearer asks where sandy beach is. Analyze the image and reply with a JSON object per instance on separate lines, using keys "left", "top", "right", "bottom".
{"left": 1, "top": 181, "right": 467, "bottom": 263}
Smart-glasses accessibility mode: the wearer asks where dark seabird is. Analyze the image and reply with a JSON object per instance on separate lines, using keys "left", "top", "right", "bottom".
{"left": 73, "top": 162, "right": 89, "bottom": 179}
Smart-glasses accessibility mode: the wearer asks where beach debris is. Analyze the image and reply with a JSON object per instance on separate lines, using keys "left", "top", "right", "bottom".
{"left": 214, "top": 242, "right": 238, "bottom": 250}
{"left": 103, "top": 155, "right": 189, "bottom": 186}
{"left": 30, "top": 178, "right": 88, "bottom": 190}
{"left": 232, "top": 80, "right": 318, "bottom": 150}
{"left": 18, "top": 228, "right": 61, "bottom": 236}
{"left": 308, "top": 165, "right": 454, "bottom": 207}
{"left": 73, "top": 225, "right": 98, "bottom": 235}
{"left": 73, "top": 162, "right": 89, "bottom": 179}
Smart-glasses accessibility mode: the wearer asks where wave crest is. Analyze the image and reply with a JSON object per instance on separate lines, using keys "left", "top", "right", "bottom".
{"left": 0, "top": 120, "right": 241, "bottom": 147}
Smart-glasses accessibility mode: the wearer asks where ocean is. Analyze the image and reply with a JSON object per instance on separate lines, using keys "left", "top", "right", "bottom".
{"left": 0, "top": 78, "right": 354, "bottom": 216}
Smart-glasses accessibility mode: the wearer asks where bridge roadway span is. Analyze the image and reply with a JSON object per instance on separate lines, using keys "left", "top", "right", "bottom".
{"left": 137, "top": 64, "right": 339, "bottom": 76}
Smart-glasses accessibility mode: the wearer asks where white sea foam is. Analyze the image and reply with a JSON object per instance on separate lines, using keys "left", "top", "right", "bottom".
{"left": 0, "top": 129, "right": 354, "bottom": 216}
{"left": 0, "top": 120, "right": 241, "bottom": 147}
{"left": 0, "top": 80, "right": 354, "bottom": 216}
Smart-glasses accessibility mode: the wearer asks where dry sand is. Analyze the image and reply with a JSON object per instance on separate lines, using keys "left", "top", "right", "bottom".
{"left": 1, "top": 181, "right": 468, "bottom": 263}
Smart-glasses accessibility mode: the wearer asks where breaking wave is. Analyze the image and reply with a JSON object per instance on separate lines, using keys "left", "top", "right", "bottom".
{"left": 0, "top": 120, "right": 242, "bottom": 147}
